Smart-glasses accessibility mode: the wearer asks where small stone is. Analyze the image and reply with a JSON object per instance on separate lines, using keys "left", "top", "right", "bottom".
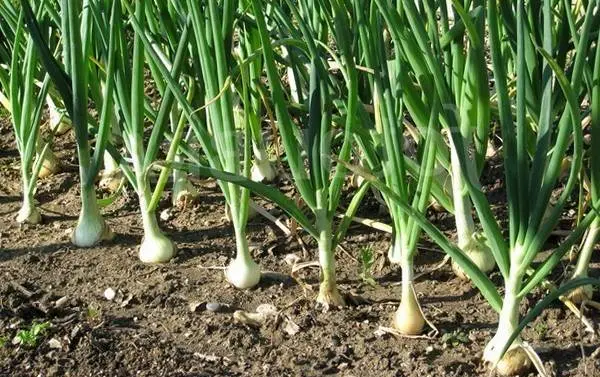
{"left": 282, "top": 317, "right": 301, "bottom": 336}
{"left": 104, "top": 288, "right": 116, "bottom": 301}
{"left": 189, "top": 301, "right": 205, "bottom": 312}
{"left": 255, "top": 304, "right": 278, "bottom": 317}
{"left": 160, "top": 209, "right": 172, "bottom": 221}
{"left": 206, "top": 302, "right": 230, "bottom": 313}
{"left": 48, "top": 338, "right": 62, "bottom": 349}
{"left": 284, "top": 253, "right": 301, "bottom": 265}
{"left": 54, "top": 296, "right": 68, "bottom": 308}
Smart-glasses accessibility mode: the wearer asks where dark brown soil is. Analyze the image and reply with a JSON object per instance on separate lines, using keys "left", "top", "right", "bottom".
{"left": 1, "top": 114, "right": 599, "bottom": 377}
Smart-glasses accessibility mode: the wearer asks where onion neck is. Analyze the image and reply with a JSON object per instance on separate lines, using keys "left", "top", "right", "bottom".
{"left": 450, "top": 137, "right": 476, "bottom": 249}
{"left": 573, "top": 217, "right": 600, "bottom": 278}
{"left": 316, "top": 209, "right": 345, "bottom": 307}
{"left": 46, "top": 95, "right": 71, "bottom": 135}
{"left": 388, "top": 226, "right": 406, "bottom": 264}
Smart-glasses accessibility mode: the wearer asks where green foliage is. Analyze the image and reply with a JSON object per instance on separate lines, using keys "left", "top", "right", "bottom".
{"left": 15, "top": 322, "right": 51, "bottom": 348}
{"left": 358, "top": 246, "right": 376, "bottom": 287}
{"left": 441, "top": 330, "right": 469, "bottom": 348}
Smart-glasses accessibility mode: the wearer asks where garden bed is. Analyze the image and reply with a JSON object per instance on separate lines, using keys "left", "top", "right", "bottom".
{"left": 1, "top": 114, "right": 599, "bottom": 377}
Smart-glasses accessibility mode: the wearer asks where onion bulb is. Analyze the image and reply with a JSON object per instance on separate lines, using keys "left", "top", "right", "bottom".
{"left": 138, "top": 231, "right": 176, "bottom": 263}
{"left": 99, "top": 151, "right": 122, "bottom": 192}
{"left": 71, "top": 211, "right": 113, "bottom": 247}
{"left": 225, "top": 254, "right": 261, "bottom": 289}
{"left": 172, "top": 175, "right": 199, "bottom": 207}
{"left": 452, "top": 234, "right": 496, "bottom": 280}
{"left": 316, "top": 283, "right": 346, "bottom": 307}
{"left": 565, "top": 285, "right": 593, "bottom": 304}
{"left": 16, "top": 200, "right": 41, "bottom": 224}
{"left": 488, "top": 347, "right": 532, "bottom": 376}
{"left": 251, "top": 159, "right": 276, "bottom": 182}
{"left": 393, "top": 282, "right": 425, "bottom": 335}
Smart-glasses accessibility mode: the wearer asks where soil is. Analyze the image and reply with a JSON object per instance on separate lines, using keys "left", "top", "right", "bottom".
{"left": 1, "top": 113, "right": 599, "bottom": 377}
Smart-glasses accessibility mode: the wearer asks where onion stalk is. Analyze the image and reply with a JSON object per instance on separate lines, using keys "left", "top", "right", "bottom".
{"left": 566, "top": 23, "right": 600, "bottom": 304}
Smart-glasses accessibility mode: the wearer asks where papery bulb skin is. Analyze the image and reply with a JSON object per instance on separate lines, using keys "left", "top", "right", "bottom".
{"left": 494, "top": 347, "right": 532, "bottom": 377}
{"left": 172, "top": 177, "right": 199, "bottom": 208}
{"left": 316, "top": 283, "right": 346, "bottom": 307}
{"left": 99, "top": 151, "right": 122, "bottom": 192}
{"left": 16, "top": 203, "right": 41, "bottom": 224}
{"left": 225, "top": 255, "right": 261, "bottom": 289}
{"left": 565, "top": 285, "right": 593, "bottom": 305}
{"left": 393, "top": 285, "right": 425, "bottom": 335}
{"left": 138, "top": 232, "right": 176, "bottom": 264}
{"left": 350, "top": 173, "right": 364, "bottom": 189}
{"left": 99, "top": 172, "right": 122, "bottom": 192}
{"left": 38, "top": 150, "right": 60, "bottom": 179}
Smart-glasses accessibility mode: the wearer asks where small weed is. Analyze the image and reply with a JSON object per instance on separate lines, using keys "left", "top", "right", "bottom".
{"left": 15, "top": 322, "right": 51, "bottom": 348}
{"left": 534, "top": 322, "right": 548, "bottom": 339}
{"left": 358, "top": 246, "right": 377, "bottom": 287}
{"left": 86, "top": 305, "right": 101, "bottom": 321}
{"left": 441, "top": 330, "right": 469, "bottom": 348}
{"left": 0, "top": 336, "right": 8, "bottom": 348}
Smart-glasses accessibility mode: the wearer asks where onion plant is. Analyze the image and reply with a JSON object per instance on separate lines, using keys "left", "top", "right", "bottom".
{"left": 142, "top": 1, "right": 198, "bottom": 207}
{"left": 184, "top": 0, "right": 259, "bottom": 287}
{"left": 349, "top": 0, "right": 442, "bottom": 334}
{"left": 250, "top": 0, "right": 362, "bottom": 306}
{"left": 22, "top": 0, "right": 117, "bottom": 246}
{"left": 1, "top": 3, "right": 50, "bottom": 224}
{"left": 442, "top": 1, "right": 495, "bottom": 279}
{"left": 163, "top": 0, "right": 369, "bottom": 303}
